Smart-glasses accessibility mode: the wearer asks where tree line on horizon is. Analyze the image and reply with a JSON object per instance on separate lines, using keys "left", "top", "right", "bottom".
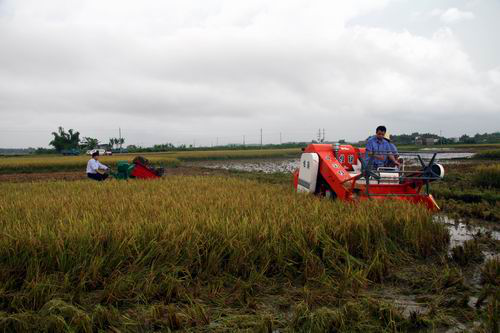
{"left": 47, "top": 127, "right": 125, "bottom": 153}
{"left": 389, "top": 131, "right": 500, "bottom": 145}
{"left": 1, "top": 128, "right": 499, "bottom": 155}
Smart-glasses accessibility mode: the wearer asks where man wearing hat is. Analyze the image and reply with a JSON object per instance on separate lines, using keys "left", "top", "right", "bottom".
{"left": 366, "top": 125, "right": 400, "bottom": 169}
{"left": 86, "top": 151, "right": 110, "bottom": 181}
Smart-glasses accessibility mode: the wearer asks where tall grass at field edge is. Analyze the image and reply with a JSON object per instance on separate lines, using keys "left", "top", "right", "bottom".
{"left": 473, "top": 149, "right": 500, "bottom": 160}
{"left": 473, "top": 164, "right": 500, "bottom": 189}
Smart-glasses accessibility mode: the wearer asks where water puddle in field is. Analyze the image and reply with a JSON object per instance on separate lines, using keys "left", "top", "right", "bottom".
{"left": 436, "top": 215, "right": 499, "bottom": 289}
{"left": 434, "top": 215, "right": 500, "bottom": 248}
{"left": 194, "top": 158, "right": 299, "bottom": 174}
{"left": 194, "top": 153, "right": 475, "bottom": 174}
{"left": 415, "top": 152, "right": 474, "bottom": 160}
{"left": 393, "top": 297, "right": 429, "bottom": 318}
{"left": 402, "top": 152, "right": 474, "bottom": 166}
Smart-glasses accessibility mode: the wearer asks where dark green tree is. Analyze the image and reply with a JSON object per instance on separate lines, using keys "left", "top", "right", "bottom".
{"left": 108, "top": 138, "right": 124, "bottom": 150}
{"left": 81, "top": 137, "right": 99, "bottom": 150}
{"left": 117, "top": 137, "right": 125, "bottom": 151}
{"left": 49, "top": 127, "right": 80, "bottom": 152}
{"left": 108, "top": 138, "right": 117, "bottom": 149}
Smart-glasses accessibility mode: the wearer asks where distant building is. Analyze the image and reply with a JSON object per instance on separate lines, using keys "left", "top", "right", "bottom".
{"left": 424, "top": 138, "right": 436, "bottom": 145}
{"left": 415, "top": 137, "right": 437, "bottom": 145}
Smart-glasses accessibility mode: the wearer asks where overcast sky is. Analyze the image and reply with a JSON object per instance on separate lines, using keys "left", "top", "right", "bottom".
{"left": 1, "top": 0, "right": 499, "bottom": 148}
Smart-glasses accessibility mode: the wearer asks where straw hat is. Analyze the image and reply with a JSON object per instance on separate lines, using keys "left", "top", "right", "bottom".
{"left": 384, "top": 132, "right": 391, "bottom": 141}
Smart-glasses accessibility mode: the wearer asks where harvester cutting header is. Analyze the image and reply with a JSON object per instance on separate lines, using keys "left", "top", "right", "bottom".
{"left": 293, "top": 143, "right": 445, "bottom": 210}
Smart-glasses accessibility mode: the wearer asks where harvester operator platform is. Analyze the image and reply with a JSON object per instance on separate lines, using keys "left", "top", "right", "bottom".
{"left": 87, "top": 151, "right": 110, "bottom": 181}
{"left": 366, "top": 125, "right": 400, "bottom": 169}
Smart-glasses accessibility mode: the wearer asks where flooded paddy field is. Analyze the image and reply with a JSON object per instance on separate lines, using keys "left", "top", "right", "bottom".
{"left": 191, "top": 151, "right": 475, "bottom": 174}
{"left": 438, "top": 215, "right": 500, "bottom": 249}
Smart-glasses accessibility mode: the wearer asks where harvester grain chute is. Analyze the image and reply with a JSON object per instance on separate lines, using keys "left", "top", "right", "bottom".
{"left": 293, "top": 144, "right": 445, "bottom": 210}
{"left": 112, "top": 156, "right": 164, "bottom": 180}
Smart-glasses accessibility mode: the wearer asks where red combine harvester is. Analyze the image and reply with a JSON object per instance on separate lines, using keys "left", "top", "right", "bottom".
{"left": 293, "top": 144, "right": 445, "bottom": 210}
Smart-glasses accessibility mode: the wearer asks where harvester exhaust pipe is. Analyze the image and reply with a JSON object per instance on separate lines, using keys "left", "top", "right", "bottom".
{"left": 333, "top": 142, "right": 340, "bottom": 159}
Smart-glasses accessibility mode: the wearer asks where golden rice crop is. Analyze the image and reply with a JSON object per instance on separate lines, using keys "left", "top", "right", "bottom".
{"left": 0, "top": 148, "right": 300, "bottom": 173}
{"left": 0, "top": 154, "right": 180, "bottom": 173}
{"left": 473, "top": 164, "right": 500, "bottom": 189}
{"left": 0, "top": 176, "right": 449, "bottom": 331}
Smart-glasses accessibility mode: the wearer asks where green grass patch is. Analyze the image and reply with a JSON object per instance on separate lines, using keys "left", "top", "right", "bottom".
{"left": 431, "top": 162, "right": 500, "bottom": 221}
{"left": 473, "top": 149, "right": 500, "bottom": 160}
{"left": 473, "top": 165, "right": 500, "bottom": 189}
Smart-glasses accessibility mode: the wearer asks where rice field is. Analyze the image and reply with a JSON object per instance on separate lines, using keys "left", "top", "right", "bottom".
{"left": 473, "top": 149, "right": 500, "bottom": 160}
{"left": 0, "top": 148, "right": 300, "bottom": 174}
{"left": 0, "top": 176, "right": 461, "bottom": 332}
{"left": 473, "top": 165, "right": 500, "bottom": 189}
{"left": 0, "top": 153, "right": 498, "bottom": 331}
{"left": 432, "top": 162, "right": 500, "bottom": 221}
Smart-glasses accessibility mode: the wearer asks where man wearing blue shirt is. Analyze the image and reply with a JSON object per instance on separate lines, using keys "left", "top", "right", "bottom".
{"left": 384, "top": 132, "right": 400, "bottom": 167}
{"left": 366, "top": 126, "right": 400, "bottom": 169}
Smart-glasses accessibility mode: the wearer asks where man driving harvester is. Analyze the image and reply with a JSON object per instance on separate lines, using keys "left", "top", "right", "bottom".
{"left": 87, "top": 151, "right": 110, "bottom": 181}
{"left": 366, "top": 125, "right": 400, "bottom": 169}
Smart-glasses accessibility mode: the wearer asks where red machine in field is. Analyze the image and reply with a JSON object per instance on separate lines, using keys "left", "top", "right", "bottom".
{"left": 113, "top": 156, "right": 165, "bottom": 180}
{"left": 130, "top": 161, "right": 163, "bottom": 179}
{"left": 293, "top": 144, "right": 445, "bottom": 210}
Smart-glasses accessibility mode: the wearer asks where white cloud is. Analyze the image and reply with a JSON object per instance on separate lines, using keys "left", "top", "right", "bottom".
{"left": 0, "top": 0, "right": 498, "bottom": 147}
{"left": 430, "top": 7, "right": 475, "bottom": 23}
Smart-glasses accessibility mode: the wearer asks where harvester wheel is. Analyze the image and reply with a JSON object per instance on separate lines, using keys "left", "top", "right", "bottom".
{"left": 316, "top": 177, "right": 337, "bottom": 200}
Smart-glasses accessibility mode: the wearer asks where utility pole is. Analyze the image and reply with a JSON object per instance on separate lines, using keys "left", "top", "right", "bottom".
{"left": 216, "top": 137, "right": 218, "bottom": 146}
{"left": 243, "top": 135, "right": 245, "bottom": 146}
{"left": 260, "top": 128, "right": 263, "bottom": 148}
{"left": 119, "top": 127, "right": 122, "bottom": 152}
{"left": 280, "top": 132, "right": 282, "bottom": 145}
{"left": 317, "top": 128, "right": 322, "bottom": 142}
{"left": 322, "top": 128, "right": 325, "bottom": 142}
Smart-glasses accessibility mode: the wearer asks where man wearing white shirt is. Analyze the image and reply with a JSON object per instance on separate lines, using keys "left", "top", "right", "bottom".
{"left": 87, "top": 151, "right": 110, "bottom": 181}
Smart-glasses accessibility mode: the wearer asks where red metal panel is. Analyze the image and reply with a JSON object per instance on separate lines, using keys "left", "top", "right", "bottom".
{"left": 130, "top": 164, "right": 159, "bottom": 179}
